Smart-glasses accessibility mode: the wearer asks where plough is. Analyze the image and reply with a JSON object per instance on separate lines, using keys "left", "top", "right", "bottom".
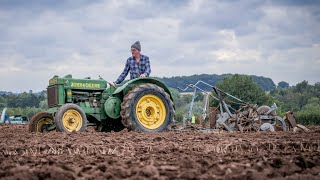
{"left": 175, "top": 81, "right": 309, "bottom": 133}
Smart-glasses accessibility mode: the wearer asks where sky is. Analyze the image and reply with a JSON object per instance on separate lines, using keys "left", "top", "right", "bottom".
{"left": 0, "top": 0, "right": 319, "bottom": 92}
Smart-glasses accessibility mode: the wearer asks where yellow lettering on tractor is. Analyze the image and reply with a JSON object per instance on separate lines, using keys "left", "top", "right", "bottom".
{"left": 70, "top": 82, "right": 101, "bottom": 88}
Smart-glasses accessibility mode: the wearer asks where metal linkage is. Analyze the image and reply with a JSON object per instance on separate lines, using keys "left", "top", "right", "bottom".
{"left": 178, "top": 81, "right": 246, "bottom": 117}
{"left": 176, "top": 81, "right": 311, "bottom": 133}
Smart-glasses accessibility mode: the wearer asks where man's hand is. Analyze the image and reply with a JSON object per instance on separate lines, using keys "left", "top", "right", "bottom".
{"left": 140, "top": 73, "right": 146, "bottom": 78}
{"left": 109, "top": 82, "right": 116, "bottom": 88}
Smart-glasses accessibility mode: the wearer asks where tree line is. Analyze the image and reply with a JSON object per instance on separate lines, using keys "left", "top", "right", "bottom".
{"left": 0, "top": 91, "right": 47, "bottom": 119}
{"left": 158, "top": 73, "right": 276, "bottom": 92}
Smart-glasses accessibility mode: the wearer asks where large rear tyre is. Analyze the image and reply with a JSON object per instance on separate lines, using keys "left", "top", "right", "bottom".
{"left": 29, "top": 112, "right": 54, "bottom": 132}
{"left": 55, "top": 103, "right": 87, "bottom": 132}
{"left": 121, "top": 83, "right": 174, "bottom": 132}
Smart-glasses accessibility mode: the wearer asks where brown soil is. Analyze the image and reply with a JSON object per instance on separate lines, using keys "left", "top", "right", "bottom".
{"left": 0, "top": 124, "right": 319, "bottom": 180}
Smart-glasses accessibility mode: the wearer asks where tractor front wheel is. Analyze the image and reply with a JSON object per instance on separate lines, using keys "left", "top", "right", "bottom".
{"left": 55, "top": 103, "right": 87, "bottom": 132}
{"left": 121, "top": 83, "right": 174, "bottom": 132}
{"left": 29, "top": 112, "right": 54, "bottom": 132}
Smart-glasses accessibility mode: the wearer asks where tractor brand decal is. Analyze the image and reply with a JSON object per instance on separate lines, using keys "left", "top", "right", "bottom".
{"left": 70, "top": 82, "right": 101, "bottom": 88}
{"left": 49, "top": 79, "right": 58, "bottom": 85}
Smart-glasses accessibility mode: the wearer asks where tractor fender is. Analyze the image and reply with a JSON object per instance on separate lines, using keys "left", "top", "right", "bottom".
{"left": 112, "top": 77, "right": 174, "bottom": 102}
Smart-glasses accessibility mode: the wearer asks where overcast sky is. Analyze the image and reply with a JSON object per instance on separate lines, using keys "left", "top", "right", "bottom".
{"left": 0, "top": 0, "right": 319, "bottom": 92}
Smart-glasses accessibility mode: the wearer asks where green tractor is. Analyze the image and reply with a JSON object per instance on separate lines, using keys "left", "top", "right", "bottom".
{"left": 29, "top": 75, "right": 174, "bottom": 133}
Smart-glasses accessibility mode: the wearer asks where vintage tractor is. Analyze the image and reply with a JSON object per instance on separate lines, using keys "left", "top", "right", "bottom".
{"left": 29, "top": 75, "right": 174, "bottom": 133}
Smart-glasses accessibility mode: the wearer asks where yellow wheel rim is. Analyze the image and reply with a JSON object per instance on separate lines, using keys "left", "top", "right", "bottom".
{"left": 135, "top": 94, "right": 166, "bottom": 129}
{"left": 36, "top": 118, "right": 53, "bottom": 132}
{"left": 62, "top": 109, "right": 83, "bottom": 132}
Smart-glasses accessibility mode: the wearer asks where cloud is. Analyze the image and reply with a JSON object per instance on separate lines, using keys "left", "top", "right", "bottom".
{"left": 0, "top": 0, "right": 319, "bottom": 92}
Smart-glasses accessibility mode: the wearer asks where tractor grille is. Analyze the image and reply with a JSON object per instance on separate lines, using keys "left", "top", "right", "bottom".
{"left": 47, "top": 86, "right": 58, "bottom": 107}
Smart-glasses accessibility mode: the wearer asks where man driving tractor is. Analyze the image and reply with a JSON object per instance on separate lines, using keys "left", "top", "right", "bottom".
{"left": 110, "top": 41, "right": 151, "bottom": 87}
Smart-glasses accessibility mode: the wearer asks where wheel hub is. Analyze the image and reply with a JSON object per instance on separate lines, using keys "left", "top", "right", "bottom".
{"left": 62, "top": 109, "right": 83, "bottom": 132}
{"left": 136, "top": 94, "right": 166, "bottom": 129}
{"left": 68, "top": 118, "right": 76, "bottom": 123}
{"left": 36, "top": 118, "right": 53, "bottom": 132}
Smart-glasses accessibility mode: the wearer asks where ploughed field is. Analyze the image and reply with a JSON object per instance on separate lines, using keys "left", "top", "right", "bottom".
{"left": 0, "top": 124, "right": 319, "bottom": 179}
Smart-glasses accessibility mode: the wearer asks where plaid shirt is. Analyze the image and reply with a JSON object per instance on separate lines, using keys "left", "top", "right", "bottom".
{"left": 115, "top": 54, "right": 151, "bottom": 84}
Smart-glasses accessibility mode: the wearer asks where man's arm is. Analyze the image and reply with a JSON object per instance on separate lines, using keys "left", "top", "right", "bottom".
{"left": 143, "top": 56, "right": 151, "bottom": 77}
{"left": 115, "top": 59, "right": 130, "bottom": 84}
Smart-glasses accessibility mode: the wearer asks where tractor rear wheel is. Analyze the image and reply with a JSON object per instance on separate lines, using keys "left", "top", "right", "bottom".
{"left": 55, "top": 103, "right": 87, "bottom": 132}
{"left": 121, "top": 83, "right": 174, "bottom": 132}
{"left": 29, "top": 112, "right": 54, "bottom": 132}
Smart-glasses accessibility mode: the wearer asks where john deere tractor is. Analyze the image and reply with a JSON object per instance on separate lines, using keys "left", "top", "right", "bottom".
{"left": 29, "top": 75, "right": 174, "bottom": 133}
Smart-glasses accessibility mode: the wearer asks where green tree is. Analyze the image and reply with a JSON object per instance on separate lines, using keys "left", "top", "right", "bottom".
{"left": 0, "top": 96, "right": 7, "bottom": 109}
{"left": 278, "top": 81, "right": 289, "bottom": 89}
{"left": 294, "top": 80, "right": 309, "bottom": 93}
{"left": 39, "top": 100, "right": 48, "bottom": 109}
{"left": 269, "top": 80, "right": 320, "bottom": 124}
{"left": 296, "top": 97, "right": 320, "bottom": 125}
{"left": 214, "top": 74, "right": 269, "bottom": 106}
